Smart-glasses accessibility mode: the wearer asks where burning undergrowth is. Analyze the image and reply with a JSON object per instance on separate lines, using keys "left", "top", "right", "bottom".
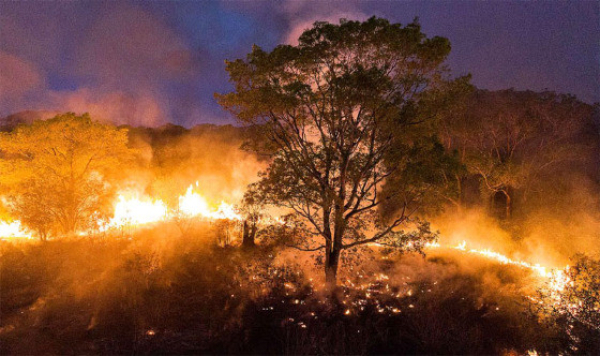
{"left": 1, "top": 116, "right": 599, "bottom": 354}
{"left": 2, "top": 224, "right": 596, "bottom": 355}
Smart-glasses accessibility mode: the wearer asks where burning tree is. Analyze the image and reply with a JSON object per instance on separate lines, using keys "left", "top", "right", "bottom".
{"left": 0, "top": 113, "right": 135, "bottom": 238}
{"left": 218, "top": 17, "right": 463, "bottom": 285}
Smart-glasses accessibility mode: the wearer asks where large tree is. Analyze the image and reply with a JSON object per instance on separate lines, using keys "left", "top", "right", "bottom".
{"left": 218, "top": 17, "right": 463, "bottom": 285}
{"left": 0, "top": 113, "right": 135, "bottom": 238}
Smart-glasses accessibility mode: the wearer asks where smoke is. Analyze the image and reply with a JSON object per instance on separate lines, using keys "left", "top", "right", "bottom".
{"left": 73, "top": 4, "right": 194, "bottom": 88}
{"left": 430, "top": 190, "right": 600, "bottom": 270}
{"left": 48, "top": 89, "right": 167, "bottom": 127}
{"left": 0, "top": 2, "right": 200, "bottom": 127}
{"left": 52, "top": 3, "right": 198, "bottom": 126}
{"left": 161, "top": 134, "right": 262, "bottom": 204}
{"left": 0, "top": 52, "right": 45, "bottom": 102}
{"left": 120, "top": 125, "right": 265, "bottom": 210}
{"left": 278, "top": 1, "right": 368, "bottom": 45}
{"left": 521, "top": 172, "right": 600, "bottom": 262}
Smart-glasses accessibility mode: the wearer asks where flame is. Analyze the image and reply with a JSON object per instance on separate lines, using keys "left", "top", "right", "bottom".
{"left": 103, "top": 182, "right": 242, "bottom": 231}
{"left": 426, "top": 240, "right": 571, "bottom": 293}
{"left": 108, "top": 194, "right": 169, "bottom": 227}
{"left": 0, "top": 182, "right": 572, "bottom": 298}
{"left": 0, "top": 180, "right": 258, "bottom": 240}
{"left": 258, "top": 215, "right": 286, "bottom": 225}
{"left": 0, "top": 220, "right": 33, "bottom": 239}
{"left": 178, "top": 182, "right": 242, "bottom": 221}
{"left": 178, "top": 183, "right": 213, "bottom": 218}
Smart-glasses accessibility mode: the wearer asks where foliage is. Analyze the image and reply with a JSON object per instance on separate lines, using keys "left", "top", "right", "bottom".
{"left": 439, "top": 90, "right": 595, "bottom": 218}
{"left": 0, "top": 113, "right": 135, "bottom": 237}
{"left": 535, "top": 254, "right": 600, "bottom": 353}
{"left": 239, "top": 186, "right": 267, "bottom": 248}
{"left": 218, "top": 17, "right": 465, "bottom": 284}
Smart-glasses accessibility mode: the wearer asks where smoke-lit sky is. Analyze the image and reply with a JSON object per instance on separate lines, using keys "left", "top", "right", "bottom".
{"left": 1, "top": 1, "right": 598, "bottom": 127}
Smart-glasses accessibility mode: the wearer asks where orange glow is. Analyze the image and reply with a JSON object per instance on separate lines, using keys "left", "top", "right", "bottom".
{"left": 108, "top": 194, "right": 169, "bottom": 227}
{"left": 178, "top": 183, "right": 213, "bottom": 218}
{"left": 0, "top": 219, "right": 33, "bottom": 239}
{"left": 178, "top": 182, "right": 242, "bottom": 221}
{"left": 105, "top": 182, "right": 243, "bottom": 231}
{"left": 426, "top": 240, "right": 571, "bottom": 293}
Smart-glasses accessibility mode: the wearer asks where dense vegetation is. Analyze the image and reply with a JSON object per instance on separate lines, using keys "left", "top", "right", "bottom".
{"left": 1, "top": 87, "right": 599, "bottom": 354}
{"left": 1, "top": 16, "right": 599, "bottom": 355}
{"left": 3, "top": 225, "right": 596, "bottom": 355}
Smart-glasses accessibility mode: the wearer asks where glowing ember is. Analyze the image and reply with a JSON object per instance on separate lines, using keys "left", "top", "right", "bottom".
{"left": 0, "top": 220, "right": 33, "bottom": 239}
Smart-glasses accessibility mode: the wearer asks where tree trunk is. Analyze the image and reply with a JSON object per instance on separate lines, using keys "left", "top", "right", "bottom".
{"left": 251, "top": 223, "right": 257, "bottom": 242}
{"left": 325, "top": 248, "right": 340, "bottom": 288}
{"left": 503, "top": 190, "right": 512, "bottom": 220}
{"left": 325, "top": 214, "right": 344, "bottom": 289}
{"left": 455, "top": 173, "right": 463, "bottom": 203}
{"left": 242, "top": 220, "right": 256, "bottom": 248}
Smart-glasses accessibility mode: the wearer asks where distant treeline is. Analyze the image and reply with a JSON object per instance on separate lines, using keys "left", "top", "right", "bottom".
{"left": 2, "top": 88, "right": 599, "bottom": 222}
{"left": 121, "top": 89, "right": 600, "bottom": 223}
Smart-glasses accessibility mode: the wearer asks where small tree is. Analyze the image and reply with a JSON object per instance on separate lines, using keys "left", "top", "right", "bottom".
{"left": 218, "top": 17, "right": 463, "bottom": 286}
{"left": 0, "top": 113, "right": 135, "bottom": 238}
{"left": 239, "top": 187, "right": 266, "bottom": 249}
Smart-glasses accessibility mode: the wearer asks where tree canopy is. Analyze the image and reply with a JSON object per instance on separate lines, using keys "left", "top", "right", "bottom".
{"left": 0, "top": 113, "right": 135, "bottom": 238}
{"left": 218, "top": 17, "right": 465, "bottom": 285}
{"left": 438, "top": 89, "right": 595, "bottom": 219}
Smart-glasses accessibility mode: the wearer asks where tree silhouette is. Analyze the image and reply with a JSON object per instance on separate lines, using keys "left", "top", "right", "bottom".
{"left": 218, "top": 17, "right": 463, "bottom": 286}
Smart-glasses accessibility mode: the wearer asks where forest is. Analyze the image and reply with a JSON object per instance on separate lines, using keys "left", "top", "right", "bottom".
{"left": 1, "top": 17, "right": 599, "bottom": 355}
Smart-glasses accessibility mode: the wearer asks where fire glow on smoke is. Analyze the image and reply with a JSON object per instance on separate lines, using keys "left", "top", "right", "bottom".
{"left": 106, "top": 182, "right": 243, "bottom": 229}
{"left": 0, "top": 181, "right": 573, "bottom": 309}
{"left": 0, "top": 181, "right": 243, "bottom": 239}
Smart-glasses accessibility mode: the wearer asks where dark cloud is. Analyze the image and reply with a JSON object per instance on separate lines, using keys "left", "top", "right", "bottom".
{"left": 0, "top": 1, "right": 598, "bottom": 127}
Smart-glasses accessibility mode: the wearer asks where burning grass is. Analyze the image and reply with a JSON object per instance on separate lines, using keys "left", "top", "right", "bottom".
{"left": 0, "top": 170, "right": 597, "bottom": 354}
{"left": 0, "top": 182, "right": 244, "bottom": 241}
{"left": 1, "top": 225, "right": 597, "bottom": 355}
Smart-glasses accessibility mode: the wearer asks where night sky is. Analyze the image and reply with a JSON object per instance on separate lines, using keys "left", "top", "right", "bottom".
{"left": 1, "top": 1, "right": 598, "bottom": 127}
